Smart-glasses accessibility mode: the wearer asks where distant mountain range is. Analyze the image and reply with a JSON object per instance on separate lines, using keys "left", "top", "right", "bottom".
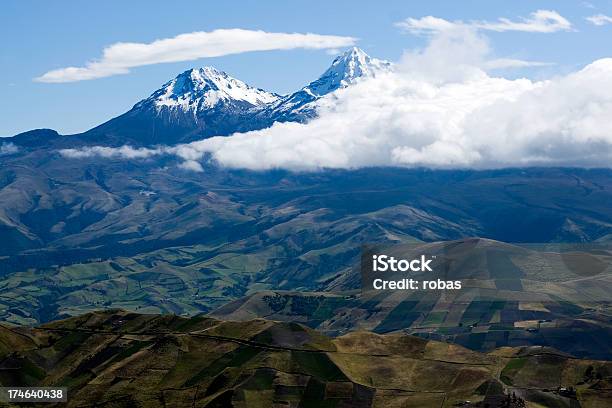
{"left": 6, "top": 47, "right": 390, "bottom": 147}
{"left": 1, "top": 47, "right": 612, "bottom": 352}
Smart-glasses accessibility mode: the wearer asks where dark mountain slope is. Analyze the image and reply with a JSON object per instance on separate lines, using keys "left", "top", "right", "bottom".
{"left": 81, "top": 66, "right": 280, "bottom": 146}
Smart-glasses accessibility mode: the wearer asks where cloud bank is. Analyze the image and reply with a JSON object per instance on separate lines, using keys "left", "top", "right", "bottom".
{"left": 60, "top": 17, "right": 612, "bottom": 171}
{"left": 178, "top": 60, "right": 612, "bottom": 170}
{"left": 62, "top": 57, "right": 612, "bottom": 171}
{"left": 35, "top": 29, "right": 357, "bottom": 83}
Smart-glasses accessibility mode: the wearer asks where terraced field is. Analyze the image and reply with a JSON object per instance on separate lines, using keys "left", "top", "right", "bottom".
{"left": 214, "top": 289, "right": 612, "bottom": 358}
{"left": 0, "top": 310, "right": 609, "bottom": 407}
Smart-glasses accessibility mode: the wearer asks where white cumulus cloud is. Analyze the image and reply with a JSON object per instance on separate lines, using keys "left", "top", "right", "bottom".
{"left": 586, "top": 14, "right": 612, "bottom": 26}
{"left": 0, "top": 142, "right": 19, "bottom": 156}
{"left": 60, "top": 145, "right": 162, "bottom": 159}
{"left": 35, "top": 29, "right": 357, "bottom": 83}
{"left": 177, "top": 160, "right": 204, "bottom": 172}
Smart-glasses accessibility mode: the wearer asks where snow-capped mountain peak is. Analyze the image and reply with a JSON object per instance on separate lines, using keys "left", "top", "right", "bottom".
{"left": 306, "top": 47, "right": 391, "bottom": 97}
{"left": 144, "top": 67, "right": 279, "bottom": 112}
{"left": 261, "top": 48, "right": 392, "bottom": 123}
{"left": 88, "top": 48, "right": 391, "bottom": 145}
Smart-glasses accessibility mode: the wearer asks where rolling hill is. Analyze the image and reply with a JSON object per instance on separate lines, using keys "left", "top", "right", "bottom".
{"left": 0, "top": 310, "right": 609, "bottom": 407}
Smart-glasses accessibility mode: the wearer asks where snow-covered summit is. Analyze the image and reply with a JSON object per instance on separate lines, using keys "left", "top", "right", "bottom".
{"left": 263, "top": 47, "right": 391, "bottom": 122}
{"left": 89, "top": 48, "right": 391, "bottom": 145}
{"left": 142, "top": 67, "right": 280, "bottom": 112}
{"left": 137, "top": 48, "right": 388, "bottom": 120}
{"left": 305, "top": 47, "right": 391, "bottom": 97}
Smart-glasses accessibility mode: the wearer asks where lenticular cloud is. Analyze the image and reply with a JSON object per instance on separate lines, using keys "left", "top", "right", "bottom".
{"left": 61, "top": 57, "right": 612, "bottom": 171}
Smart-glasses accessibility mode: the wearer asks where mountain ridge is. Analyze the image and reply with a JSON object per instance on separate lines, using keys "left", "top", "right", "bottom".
{"left": 7, "top": 47, "right": 388, "bottom": 148}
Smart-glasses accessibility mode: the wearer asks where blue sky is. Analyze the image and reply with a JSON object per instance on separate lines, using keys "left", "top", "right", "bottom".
{"left": 2, "top": 0, "right": 612, "bottom": 136}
